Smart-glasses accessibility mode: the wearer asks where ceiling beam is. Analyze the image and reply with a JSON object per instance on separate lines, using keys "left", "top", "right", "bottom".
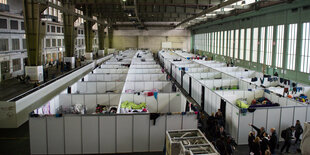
{"left": 175, "top": 0, "right": 242, "bottom": 27}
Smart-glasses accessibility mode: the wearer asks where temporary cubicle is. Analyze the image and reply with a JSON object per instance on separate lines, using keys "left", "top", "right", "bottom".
{"left": 126, "top": 73, "right": 167, "bottom": 81}
{"left": 94, "top": 68, "right": 129, "bottom": 74}
{"left": 84, "top": 73, "right": 127, "bottom": 82}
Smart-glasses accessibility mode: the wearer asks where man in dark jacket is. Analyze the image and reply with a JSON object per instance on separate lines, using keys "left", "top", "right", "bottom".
{"left": 269, "top": 128, "right": 278, "bottom": 154}
{"left": 281, "top": 126, "right": 295, "bottom": 153}
{"left": 295, "top": 120, "right": 303, "bottom": 144}
{"left": 249, "top": 123, "right": 266, "bottom": 139}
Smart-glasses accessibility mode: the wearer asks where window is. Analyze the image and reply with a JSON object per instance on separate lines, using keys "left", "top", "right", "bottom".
{"left": 220, "top": 31, "right": 223, "bottom": 55}
{"left": 230, "top": 30, "right": 234, "bottom": 58}
{"left": 52, "top": 39, "right": 56, "bottom": 47}
{"left": 21, "top": 22, "right": 24, "bottom": 30}
{"left": 62, "top": 39, "right": 64, "bottom": 46}
{"left": 234, "top": 29, "right": 239, "bottom": 59}
{"left": 227, "top": 31, "right": 230, "bottom": 56}
{"left": 301, "top": 22, "right": 310, "bottom": 73}
{"left": 10, "top": 20, "right": 18, "bottom": 30}
{"left": 245, "top": 28, "right": 251, "bottom": 61}
{"left": 13, "top": 59, "right": 21, "bottom": 71}
{"left": 46, "top": 39, "right": 51, "bottom": 47}
{"left": 12, "top": 39, "right": 20, "bottom": 50}
{"left": 252, "top": 27, "right": 259, "bottom": 62}
{"left": 218, "top": 31, "right": 221, "bottom": 54}
{"left": 22, "top": 39, "right": 26, "bottom": 49}
{"left": 260, "top": 27, "right": 266, "bottom": 64}
{"left": 276, "top": 25, "right": 285, "bottom": 68}
{"left": 287, "top": 23, "right": 297, "bottom": 70}
{"left": 0, "top": 0, "right": 7, "bottom": 4}
{"left": 266, "top": 26, "right": 274, "bottom": 66}
{"left": 214, "top": 32, "right": 218, "bottom": 54}
{"left": 57, "top": 27, "right": 61, "bottom": 33}
{"left": 223, "top": 31, "right": 227, "bottom": 56}
{"left": 51, "top": 26, "right": 55, "bottom": 32}
{"left": 0, "top": 18, "right": 7, "bottom": 29}
{"left": 0, "top": 39, "right": 8, "bottom": 51}
{"left": 209, "top": 33, "right": 212, "bottom": 52}
{"left": 47, "top": 25, "right": 50, "bottom": 32}
{"left": 57, "top": 39, "right": 61, "bottom": 47}
{"left": 240, "top": 29, "right": 245, "bottom": 59}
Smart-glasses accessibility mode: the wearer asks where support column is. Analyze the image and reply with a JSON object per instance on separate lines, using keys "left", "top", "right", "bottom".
{"left": 98, "top": 21, "right": 106, "bottom": 56}
{"left": 23, "top": 0, "right": 45, "bottom": 82}
{"left": 108, "top": 26, "right": 113, "bottom": 48}
{"left": 62, "top": 0, "right": 76, "bottom": 58}
{"left": 84, "top": 6, "right": 95, "bottom": 60}
{"left": 23, "top": 0, "right": 43, "bottom": 66}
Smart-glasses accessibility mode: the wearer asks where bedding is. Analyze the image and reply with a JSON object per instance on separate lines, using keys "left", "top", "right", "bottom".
{"left": 250, "top": 97, "right": 280, "bottom": 108}
{"left": 236, "top": 98, "right": 249, "bottom": 109}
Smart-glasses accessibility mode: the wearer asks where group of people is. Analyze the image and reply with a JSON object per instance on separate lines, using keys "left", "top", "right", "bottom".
{"left": 204, "top": 109, "right": 236, "bottom": 155}
{"left": 248, "top": 120, "right": 303, "bottom": 155}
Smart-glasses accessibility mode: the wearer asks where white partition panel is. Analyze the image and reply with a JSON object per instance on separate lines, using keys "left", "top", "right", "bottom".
{"left": 280, "top": 108, "right": 294, "bottom": 141}
{"left": 253, "top": 109, "right": 267, "bottom": 130}
{"left": 97, "top": 94, "right": 109, "bottom": 106}
{"left": 133, "top": 115, "right": 150, "bottom": 152}
{"left": 47, "top": 117, "right": 64, "bottom": 154}
{"left": 231, "top": 107, "right": 239, "bottom": 141}
{"left": 146, "top": 95, "right": 158, "bottom": 113}
{"left": 166, "top": 115, "right": 182, "bottom": 130}
{"left": 158, "top": 93, "right": 170, "bottom": 112}
{"left": 87, "top": 82, "right": 97, "bottom": 93}
{"left": 30, "top": 117, "right": 47, "bottom": 154}
{"left": 150, "top": 115, "right": 166, "bottom": 151}
{"left": 117, "top": 115, "right": 133, "bottom": 153}
{"left": 99, "top": 116, "right": 116, "bottom": 153}
{"left": 170, "top": 93, "right": 181, "bottom": 112}
{"left": 294, "top": 107, "right": 307, "bottom": 127}
{"left": 64, "top": 116, "right": 82, "bottom": 154}
{"left": 110, "top": 94, "right": 121, "bottom": 106}
{"left": 82, "top": 116, "right": 99, "bottom": 154}
{"left": 266, "top": 108, "right": 281, "bottom": 135}
{"left": 72, "top": 94, "right": 84, "bottom": 106}
{"left": 59, "top": 94, "right": 72, "bottom": 107}
{"left": 238, "top": 112, "right": 253, "bottom": 144}
{"left": 84, "top": 95, "right": 96, "bottom": 113}
{"left": 225, "top": 103, "right": 233, "bottom": 136}
{"left": 134, "top": 94, "right": 146, "bottom": 104}
{"left": 182, "top": 114, "right": 198, "bottom": 129}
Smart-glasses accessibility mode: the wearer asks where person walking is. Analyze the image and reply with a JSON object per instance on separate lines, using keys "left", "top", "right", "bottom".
{"left": 295, "top": 120, "right": 303, "bottom": 144}
{"left": 281, "top": 126, "right": 295, "bottom": 153}
{"left": 269, "top": 128, "right": 278, "bottom": 154}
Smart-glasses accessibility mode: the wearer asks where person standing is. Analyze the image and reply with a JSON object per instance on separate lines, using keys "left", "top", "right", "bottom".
{"left": 249, "top": 123, "right": 266, "bottom": 139}
{"left": 281, "top": 126, "right": 295, "bottom": 153}
{"left": 295, "top": 120, "right": 303, "bottom": 144}
{"left": 269, "top": 128, "right": 278, "bottom": 154}
{"left": 261, "top": 132, "right": 270, "bottom": 154}
{"left": 252, "top": 137, "right": 261, "bottom": 155}
{"left": 248, "top": 131, "right": 255, "bottom": 153}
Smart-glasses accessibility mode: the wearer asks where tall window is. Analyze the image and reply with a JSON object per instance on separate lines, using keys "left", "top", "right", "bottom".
{"left": 0, "top": 39, "right": 8, "bottom": 51}
{"left": 0, "top": 0, "right": 7, "bottom": 4}
{"left": 0, "top": 18, "right": 7, "bottom": 29}
{"left": 46, "top": 39, "right": 51, "bottom": 47}
{"left": 227, "top": 31, "right": 230, "bottom": 57}
{"left": 260, "top": 27, "right": 266, "bottom": 64}
{"left": 287, "top": 23, "right": 297, "bottom": 70}
{"left": 266, "top": 26, "right": 274, "bottom": 66}
{"left": 22, "top": 39, "right": 27, "bottom": 49}
{"left": 13, "top": 59, "right": 21, "bottom": 71}
{"left": 218, "top": 31, "right": 221, "bottom": 54}
{"left": 301, "top": 22, "right": 310, "bottom": 73}
{"left": 12, "top": 39, "right": 20, "bottom": 50}
{"left": 52, "top": 39, "right": 56, "bottom": 47}
{"left": 252, "top": 27, "right": 259, "bottom": 62}
{"left": 276, "top": 25, "right": 285, "bottom": 68}
{"left": 245, "top": 28, "right": 251, "bottom": 61}
{"left": 230, "top": 30, "right": 234, "bottom": 58}
{"left": 240, "top": 29, "right": 245, "bottom": 59}
{"left": 10, "top": 20, "right": 18, "bottom": 30}
{"left": 234, "top": 29, "right": 239, "bottom": 59}
{"left": 215, "top": 32, "right": 218, "bottom": 54}
{"left": 223, "top": 31, "right": 227, "bottom": 56}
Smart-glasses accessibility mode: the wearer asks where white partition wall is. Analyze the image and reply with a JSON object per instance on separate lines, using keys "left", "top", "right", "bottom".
{"left": 29, "top": 113, "right": 198, "bottom": 154}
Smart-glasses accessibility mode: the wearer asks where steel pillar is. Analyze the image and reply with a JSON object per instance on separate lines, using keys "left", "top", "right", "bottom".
{"left": 23, "top": 0, "right": 45, "bottom": 66}
{"left": 98, "top": 23, "right": 105, "bottom": 50}
{"left": 108, "top": 26, "right": 113, "bottom": 48}
{"left": 83, "top": 7, "right": 95, "bottom": 53}
{"left": 62, "top": 0, "right": 76, "bottom": 57}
